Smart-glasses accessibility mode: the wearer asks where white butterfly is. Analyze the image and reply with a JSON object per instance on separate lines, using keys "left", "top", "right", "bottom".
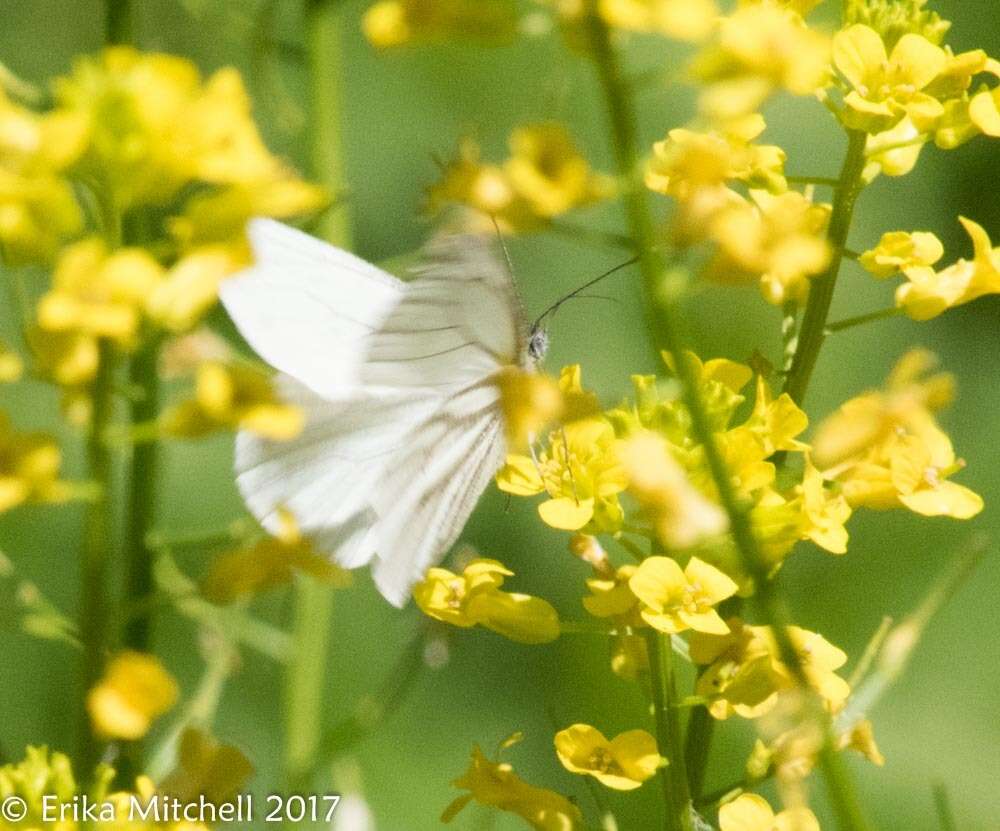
{"left": 219, "top": 218, "right": 542, "bottom": 607}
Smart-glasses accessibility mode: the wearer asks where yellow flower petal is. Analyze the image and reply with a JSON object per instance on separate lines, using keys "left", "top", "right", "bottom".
{"left": 538, "top": 496, "right": 595, "bottom": 530}
{"left": 467, "top": 590, "right": 561, "bottom": 644}
{"left": 629, "top": 556, "right": 686, "bottom": 611}
{"left": 678, "top": 608, "right": 731, "bottom": 635}
{"left": 898, "top": 479, "right": 984, "bottom": 519}
{"left": 833, "top": 25, "right": 887, "bottom": 91}
{"left": 684, "top": 556, "right": 738, "bottom": 604}
{"left": 718, "top": 793, "right": 776, "bottom": 831}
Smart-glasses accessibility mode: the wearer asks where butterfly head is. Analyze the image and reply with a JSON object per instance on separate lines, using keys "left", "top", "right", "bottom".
{"left": 527, "top": 325, "right": 549, "bottom": 363}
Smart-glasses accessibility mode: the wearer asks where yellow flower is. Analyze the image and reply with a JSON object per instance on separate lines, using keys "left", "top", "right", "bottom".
{"left": 442, "top": 745, "right": 583, "bottom": 830}
{"left": 750, "top": 717, "right": 884, "bottom": 786}
{"left": 797, "top": 458, "right": 852, "bottom": 555}
{"left": 647, "top": 117, "right": 787, "bottom": 199}
{"left": 616, "top": 431, "right": 728, "bottom": 548}
{"left": 690, "top": 619, "right": 851, "bottom": 719}
{"left": 690, "top": 618, "right": 777, "bottom": 719}
{"left": 146, "top": 245, "right": 246, "bottom": 333}
{"left": 0, "top": 87, "right": 86, "bottom": 265}
{"left": 745, "top": 375, "right": 809, "bottom": 457}
{"left": 842, "top": 719, "right": 886, "bottom": 766}
{"left": 167, "top": 176, "right": 327, "bottom": 252}
{"left": 55, "top": 47, "right": 320, "bottom": 216}
{"left": 598, "top": 0, "right": 718, "bottom": 42}
{"left": 0, "top": 747, "right": 78, "bottom": 827}
{"left": 813, "top": 350, "right": 982, "bottom": 519}
{"left": 170, "top": 67, "right": 281, "bottom": 186}
{"left": 629, "top": 556, "right": 737, "bottom": 635}
{"left": 429, "top": 127, "right": 611, "bottom": 231}
{"left": 28, "top": 327, "right": 99, "bottom": 390}
{"left": 763, "top": 627, "right": 851, "bottom": 711}
{"left": 55, "top": 47, "right": 202, "bottom": 207}
{"left": 363, "top": 0, "right": 519, "bottom": 48}
{"left": 505, "top": 123, "right": 613, "bottom": 218}
{"left": 583, "top": 564, "right": 640, "bottom": 619}
{"left": 719, "top": 794, "right": 819, "bottom": 831}
{"left": 36, "top": 238, "right": 164, "bottom": 344}
{"left": 741, "top": 0, "right": 821, "bottom": 14}
{"left": 0, "top": 413, "right": 73, "bottom": 513}
{"left": 554, "top": 724, "right": 662, "bottom": 790}
{"left": 970, "top": 83, "right": 1000, "bottom": 137}
{"left": 497, "top": 418, "right": 627, "bottom": 532}
{"left": 882, "top": 432, "right": 982, "bottom": 519}
{"left": 414, "top": 559, "right": 560, "bottom": 644}
{"left": 655, "top": 350, "right": 753, "bottom": 435}
{"left": 859, "top": 230, "right": 945, "bottom": 277}
{"left": 162, "top": 361, "right": 304, "bottom": 441}
{"left": 428, "top": 137, "right": 538, "bottom": 232}
{"left": 811, "top": 348, "right": 954, "bottom": 470}
{"left": 692, "top": 5, "right": 831, "bottom": 118}
{"left": 495, "top": 364, "right": 599, "bottom": 452}
{"left": 0, "top": 339, "right": 23, "bottom": 382}
{"left": 895, "top": 217, "right": 1000, "bottom": 319}
{"left": 496, "top": 367, "right": 564, "bottom": 451}
{"left": 157, "top": 726, "right": 255, "bottom": 807}
{"left": 864, "top": 116, "right": 927, "bottom": 178}
{"left": 706, "top": 190, "right": 831, "bottom": 306}
{"left": 201, "top": 509, "right": 349, "bottom": 604}
{"left": 833, "top": 24, "right": 947, "bottom": 133}
{"left": 610, "top": 632, "right": 650, "bottom": 680}
{"left": 0, "top": 745, "right": 218, "bottom": 830}
{"left": 87, "top": 651, "right": 179, "bottom": 740}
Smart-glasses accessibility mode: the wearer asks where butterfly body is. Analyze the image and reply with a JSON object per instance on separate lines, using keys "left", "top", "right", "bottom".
{"left": 220, "top": 219, "right": 532, "bottom": 606}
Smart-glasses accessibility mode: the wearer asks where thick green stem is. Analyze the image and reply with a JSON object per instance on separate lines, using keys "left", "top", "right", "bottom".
{"left": 306, "top": 0, "right": 352, "bottom": 247}
{"left": 645, "top": 632, "right": 692, "bottom": 831}
{"left": 782, "top": 130, "right": 868, "bottom": 405}
{"left": 284, "top": 577, "right": 336, "bottom": 792}
{"left": 282, "top": 0, "right": 351, "bottom": 802}
{"left": 123, "top": 338, "right": 160, "bottom": 653}
{"left": 585, "top": 10, "right": 873, "bottom": 830}
{"left": 104, "top": 0, "right": 133, "bottom": 45}
{"left": 78, "top": 341, "right": 116, "bottom": 773}
{"left": 683, "top": 702, "right": 713, "bottom": 801}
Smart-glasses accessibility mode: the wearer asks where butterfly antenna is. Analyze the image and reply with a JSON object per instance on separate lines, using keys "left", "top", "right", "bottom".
{"left": 490, "top": 214, "right": 518, "bottom": 284}
{"left": 532, "top": 255, "right": 639, "bottom": 332}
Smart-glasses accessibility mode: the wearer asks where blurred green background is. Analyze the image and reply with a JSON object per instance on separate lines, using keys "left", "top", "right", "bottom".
{"left": 1, "top": 0, "right": 998, "bottom": 828}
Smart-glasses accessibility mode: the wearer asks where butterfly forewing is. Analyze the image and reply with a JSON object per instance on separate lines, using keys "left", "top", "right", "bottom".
{"left": 223, "top": 223, "right": 527, "bottom": 606}
{"left": 220, "top": 219, "right": 403, "bottom": 398}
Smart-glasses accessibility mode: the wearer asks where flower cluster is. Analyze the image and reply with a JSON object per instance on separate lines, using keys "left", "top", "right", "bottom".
{"left": 0, "top": 746, "right": 206, "bottom": 830}
{"left": 414, "top": 559, "right": 560, "bottom": 644}
{"left": 1, "top": 46, "right": 321, "bottom": 426}
{"left": 428, "top": 338, "right": 975, "bottom": 824}
{"left": 427, "top": 126, "right": 614, "bottom": 232}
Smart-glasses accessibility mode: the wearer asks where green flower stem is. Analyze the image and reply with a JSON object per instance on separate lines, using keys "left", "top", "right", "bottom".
{"left": 584, "top": 9, "right": 873, "bottom": 830}
{"left": 123, "top": 337, "right": 161, "bottom": 655}
{"left": 105, "top": 0, "right": 133, "bottom": 45}
{"left": 826, "top": 306, "right": 904, "bottom": 333}
{"left": 283, "top": 0, "right": 351, "bottom": 800}
{"left": 77, "top": 340, "right": 116, "bottom": 773}
{"left": 782, "top": 129, "right": 868, "bottom": 405}
{"left": 284, "top": 577, "right": 336, "bottom": 793}
{"left": 933, "top": 783, "right": 957, "bottom": 831}
{"left": 644, "top": 631, "right": 692, "bottom": 831}
{"left": 682, "top": 700, "right": 713, "bottom": 801}
{"left": 307, "top": 0, "right": 352, "bottom": 246}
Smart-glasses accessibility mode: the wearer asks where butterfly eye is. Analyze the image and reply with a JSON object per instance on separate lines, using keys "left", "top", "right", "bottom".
{"left": 528, "top": 328, "right": 549, "bottom": 361}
